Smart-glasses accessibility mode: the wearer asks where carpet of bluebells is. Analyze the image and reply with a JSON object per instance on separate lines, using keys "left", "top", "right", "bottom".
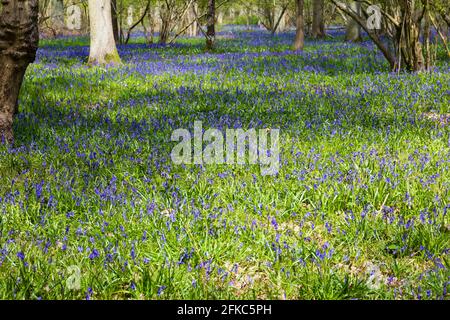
{"left": 1, "top": 28, "right": 449, "bottom": 299}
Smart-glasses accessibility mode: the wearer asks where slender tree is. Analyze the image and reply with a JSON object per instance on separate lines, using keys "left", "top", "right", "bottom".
{"left": 293, "top": 0, "right": 305, "bottom": 51}
{"left": 206, "top": 0, "right": 216, "bottom": 51}
{"left": 111, "top": 0, "right": 119, "bottom": 43}
{"left": 312, "top": 0, "right": 325, "bottom": 38}
{"left": 187, "top": 1, "right": 198, "bottom": 37}
{"left": 159, "top": 4, "right": 169, "bottom": 44}
{"left": 0, "top": 0, "right": 39, "bottom": 143}
{"left": 88, "top": 0, "right": 121, "bottom": 65}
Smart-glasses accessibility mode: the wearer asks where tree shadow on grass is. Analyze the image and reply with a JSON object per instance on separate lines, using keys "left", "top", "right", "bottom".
{"left": 14, "top": 82, "right": 428, "bottom": 150}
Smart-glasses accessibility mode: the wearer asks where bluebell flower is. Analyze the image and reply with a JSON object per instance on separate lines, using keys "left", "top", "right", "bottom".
{"left": 157, "top": 285, "right": 166, "bottom": 296}
{"left": 89, "top": 249, "right": 100, "bottom": 260}
{"left": 17, "top": 252, "right": 25, "bottom": 261}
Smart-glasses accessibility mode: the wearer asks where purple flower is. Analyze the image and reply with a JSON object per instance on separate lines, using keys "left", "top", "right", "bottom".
{"left": 85, "top": 287, "right": 93, "bottom": 300}
{"left": 66, "top": 211, "right": 74, "bottom": 218}
{"left": 157, "top": 285, "right": 166, "bottom": 296}
{"left": 131, "top": 244, "right": 136, "bottom": 260}
{"left": 89, "top": 249, "right": 100, "bottom": 260}
{"left": 17, "top": 252, "right": 25, "bottom": 261}
{"left": 271, "top": 216, "right": 278, "bottom": 230}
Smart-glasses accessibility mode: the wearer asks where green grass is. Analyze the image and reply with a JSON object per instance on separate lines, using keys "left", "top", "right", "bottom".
{"left": 0, "top": 31, "right": 449, "bottom": 300}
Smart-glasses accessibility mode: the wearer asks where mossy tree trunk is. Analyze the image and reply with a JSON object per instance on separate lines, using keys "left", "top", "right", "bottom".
{"left": 88, "top": 0, "right": 121, "bottom": 65}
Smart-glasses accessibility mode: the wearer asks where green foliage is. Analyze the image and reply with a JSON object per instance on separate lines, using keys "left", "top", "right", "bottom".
{"left": 233, "top": 14, "right": 259, "bottom": 26}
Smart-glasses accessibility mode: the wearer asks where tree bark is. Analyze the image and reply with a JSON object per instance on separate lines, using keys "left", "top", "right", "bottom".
{"left": 88, "top": 0, "right": 121, "bottom": 65}
{"left": 143, "top": 5, "right": 155, "bottom": 44}
{"left": 397, "top": 0, "right": 424, "bottom": 72}
{"left": 206, "top": 0, "right": 215, "bottom": 51}
{"left": 159, "top": 2, "right": 171, "bottom": 44}
{"left": 0, "top": 0, "right": 39, "bottom": 144}
{"left": 423, "top": 1, "right": 431, "bottom": 70}
{"left": 312, "top": 0, "right": 325, "bottom": 38}
{"left": 111, "top": 0, "right": 119, "bottom": 43}
{"left": 293, "top": 0, "right": 305, "bottom": 51}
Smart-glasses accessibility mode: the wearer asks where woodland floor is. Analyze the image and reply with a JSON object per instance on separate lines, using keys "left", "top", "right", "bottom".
{"left": 0, "top": 29, "right": 449, "bottom": 299}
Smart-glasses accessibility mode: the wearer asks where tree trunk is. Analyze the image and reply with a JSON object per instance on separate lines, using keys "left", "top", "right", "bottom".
{"left": 217, "top": 11, "right": 224, "bottom": 25}
{"left": 206, "top": 0, "right": 215, "bottom": 51}
{"left": 312, "top": 0, "right": 325, "bottom": 38}
{"left": 274, "top": 6, "right": 287, "bottom": 34}
{"left": 159, "top": 18, "right": 170, "bottom": 44}
{"left": 111, "top": 0, "right": 119, "bottom": 43}
{"left": 50, "top": 0, "right": 65, "bottom": 36}
{"left": 88, "top": 0, "right": 121, "bottom": 65}
{"left": 159, "top": 4, "right": 170, "bottom": 44}
{"left": 81, "top": 3, "right": 90, "bottom": 35}
{"left": 345, "top": 2, "right": 361, "bottom": 42}
{"left": 187, "top": 1, "right": 198, "bottom": 37}
{"left": 229, "top": 7, "right": 236, "bottom": 20}
{"left": 0, "top": 0, "right": 39, "bottom": 144}
{"left": 271, "top": 5, "right": 288, "bottom": 35}
{"left": 144, "top": 6, "right": 155, "bottom": 44}
{"left": 192, "top": 2, "right": 198, "bottom": 36}
{"left": 397, "top": 0, "right": 424, "bottom": 72}
{"left": 423, "top": 3, "right": 431, "bottom": 70}
{"left": 293, "top": 0, "right": 305, "bottom": 51}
